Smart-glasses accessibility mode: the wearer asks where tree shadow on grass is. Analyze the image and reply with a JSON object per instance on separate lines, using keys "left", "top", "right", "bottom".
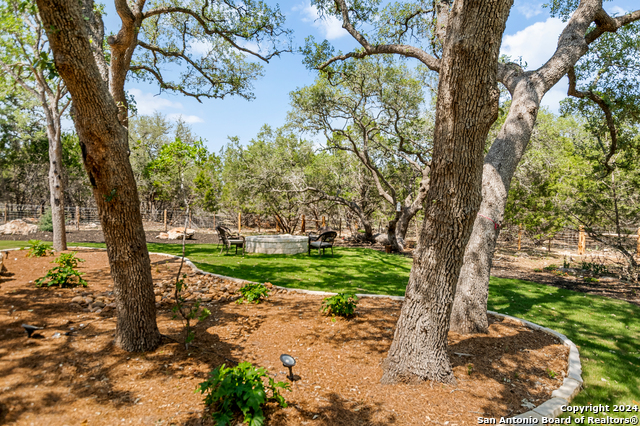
{"left": 488, "top": 277, "right": 640, "bottom": 408}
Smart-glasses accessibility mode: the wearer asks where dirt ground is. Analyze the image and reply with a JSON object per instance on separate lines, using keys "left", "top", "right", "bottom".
{"left": 0, "top": 228, "right": 222, "bottom": 245}
{"left": 0, "top": 249, "right": 568, "bottom": 426}
{"left": 491, "top": 241, "right": 640, "bottom": 307}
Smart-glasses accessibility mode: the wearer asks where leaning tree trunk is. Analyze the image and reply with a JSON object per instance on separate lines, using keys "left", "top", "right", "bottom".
{"left": 37, "top": 0, "right": 162, "bottom": 352}
{"left": 449, "top": 0, "right": 622, "bottom": 335}
{"left": 381, "top": 0, "right": 512, "bottom": 384}
{"left": 43, "top": 107, "right": 67, "bottom": 252}
{"left": 450, "top": 87, "right": 540, "bottom": 334}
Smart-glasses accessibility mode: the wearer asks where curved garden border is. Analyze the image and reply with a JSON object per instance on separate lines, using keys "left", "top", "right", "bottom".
{"left": 1, "top": 246, "right": 583, "bottom": 422}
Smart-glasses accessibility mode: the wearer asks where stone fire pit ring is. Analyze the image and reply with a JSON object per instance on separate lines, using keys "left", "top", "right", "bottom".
{"left": 245, "top": 234, "right": 308, "bottom": 255}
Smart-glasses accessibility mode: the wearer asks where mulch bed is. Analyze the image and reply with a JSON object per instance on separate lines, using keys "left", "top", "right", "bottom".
{"left": 0, "top": 249, "right": 568, "bottom": 425}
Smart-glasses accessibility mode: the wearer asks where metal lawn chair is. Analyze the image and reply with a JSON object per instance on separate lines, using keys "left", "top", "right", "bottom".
{"left": 216, "top": 226, "right": 245, "bottom": 254}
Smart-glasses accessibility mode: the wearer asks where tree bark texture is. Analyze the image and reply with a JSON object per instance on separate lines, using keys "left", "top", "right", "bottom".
{"left": 381, "top": 0, "right": 512, "bottom": 384}
{"left": 450, "top": 0, "right": 640, "bottom": 335}
{"left": 44, "top": 110, "right": 68, "bottom": 252}
{"left": 36, "top": 0, "right": 162, "bottom": 351}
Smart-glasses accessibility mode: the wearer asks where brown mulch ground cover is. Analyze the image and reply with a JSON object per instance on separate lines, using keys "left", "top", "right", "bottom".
{"left": 1, "top": 249, "right": 568, "bottom": 426}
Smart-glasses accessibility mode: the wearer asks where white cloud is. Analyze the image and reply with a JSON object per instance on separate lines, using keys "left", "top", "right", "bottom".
{"left": 129, "top": 88, "right": 204, "bottom": 123}
{"left": 293, "top": 2, "right": 347, "bottom": 40}
{"left": 129, "top": 88, "right": 183, "bottom": 116}
{"left": 607, "top": 6, "right": 627, "bottom": 16}
{"left": 501, "top": 18, "right": 565, "bottom": 70}
{"left": 515, "top": 1, "right": 543, "bottom": 19}
{"left": 166, "top": 113, "right": 205, "bottom": 124}
{"left": 189, "top": 39, "right": 214, "bottom": 56}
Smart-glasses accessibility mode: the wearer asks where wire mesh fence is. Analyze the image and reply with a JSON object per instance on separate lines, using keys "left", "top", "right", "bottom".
{"left": 3, "top": 203, "right": 637, "bottom": 256}
{"left": 498, "top": 224, "right": 640, "bottom": 258}
{"left": 0, "top": 202, "right": 224, "bottom": 232}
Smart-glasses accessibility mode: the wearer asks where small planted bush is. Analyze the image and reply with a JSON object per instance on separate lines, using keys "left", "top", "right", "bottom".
{"left": 197, "top": 362, "right": 290, "bottom": 426}
{"left": 27, "top": 240, "right": 50, "bottom": 257}
{"left": 237, "top": 283, "right": 270, "bottom": 304}
{"left": 321, "top": 292, "right": 358, "bottom": 317}
{"left": 172, "top": 274, "right": 211, "bottom": 349}
{"left": 35, "top": 252, "right": 87, "bottom": 288}
{"left": 38, "top": 209, "right": 53, "bottom": 232}
{"left": 542, "top": 264, "right": 558, "bottom": 272}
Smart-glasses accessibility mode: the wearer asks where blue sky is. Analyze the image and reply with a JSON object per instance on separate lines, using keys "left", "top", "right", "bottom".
{"left": 101, "top": 0, "right": 638, "bottom": 153}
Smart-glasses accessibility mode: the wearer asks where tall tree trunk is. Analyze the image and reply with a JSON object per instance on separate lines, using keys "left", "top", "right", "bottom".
{"left": 450, "top": 89, "right": 539, "bottom": 334}
{"left": 381, "top": 0, "right": 512, "bottom": 384}
{"left": 449, "top": 0, "right": 636, "bottom": 335}
{"left": 37, "top": 0, "right": 162, "bottom": 352}
{"left": 43, "top": 106, "right": 67, "bottom": 252}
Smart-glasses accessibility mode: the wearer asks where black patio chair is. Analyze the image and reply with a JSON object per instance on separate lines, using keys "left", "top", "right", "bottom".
{"left": 216, "top": 226, "right": 245, "bottom": 255}
{"left": 308, "top": 230, "right": 338, "bottom": 256}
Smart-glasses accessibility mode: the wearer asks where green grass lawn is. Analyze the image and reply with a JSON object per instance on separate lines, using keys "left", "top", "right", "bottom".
{"left": 2, "top": 239, "right": 638, "bottom": 412}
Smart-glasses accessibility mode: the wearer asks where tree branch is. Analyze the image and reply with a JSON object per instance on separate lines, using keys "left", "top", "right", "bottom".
{"left": 567, "top": 66, "right": 618, "bottom": 175}
{"left": 318, "top": 0, "right": 440, "bottom": 71}
{"left": 142, "top": 6, "right": 289, "bottom": 62}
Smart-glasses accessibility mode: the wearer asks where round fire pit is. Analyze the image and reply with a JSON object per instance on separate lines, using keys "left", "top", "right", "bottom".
{"left": 245, "top": 234, "right": 308, "bottom": 255}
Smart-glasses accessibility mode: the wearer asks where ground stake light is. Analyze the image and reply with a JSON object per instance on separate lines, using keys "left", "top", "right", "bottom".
{"left": 280, "top": 354, "right": 296, "bottom": 381}
{"left": 22, "top": 324, "right": 43, "bottom": 338}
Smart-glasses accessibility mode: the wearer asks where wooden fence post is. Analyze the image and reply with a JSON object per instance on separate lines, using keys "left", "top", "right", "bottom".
{"left": 3, "top": 203, "right": 7, "bottom": 224}
{"left": 238, "top": 212, "right": 241, "bottom": 234}
{"left": 213, "top": 213, "right": 216, "bottom": 230}
{"left": 163, "top": 209, "right": 167, "bottom": 231}
{"left": 518, "top": 223, "right": 522, "bottom": 251}
{"left": 258, "top": 214, "right": 261, "bottom": 233}
{"left": 189, "top": 210, "right": 192, "bottom": 229}
{"left": 322, "top": 216, "right": 326, "bottom": 228}
{"left": 578, "top": 226, "right": 586, "bottom": 255}
{"left": 636, "top": 227, "right": 640, "bottom": 257}
{"left": 339, "top": 216, "right": 342, "bottom": 237}
{"left": 275, "top": 216, "right": 280, "bottom": 233}
{"left": 76, "top": 206, "right": 80, "bottom": 231}
{"left": 301, "top": 214, "right": 305, "bottom": 233}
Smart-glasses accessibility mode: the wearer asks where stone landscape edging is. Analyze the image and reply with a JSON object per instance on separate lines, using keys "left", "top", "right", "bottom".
{"left": 3, "top": 246, "right": 583, "bottom": 422}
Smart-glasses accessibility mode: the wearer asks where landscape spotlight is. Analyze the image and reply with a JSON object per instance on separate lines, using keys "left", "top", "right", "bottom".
{"left": 22, "top": 324, "right": 43, "bottom": 338}
{"left": 280, "top": 354, "right": 296, "bottom": 381}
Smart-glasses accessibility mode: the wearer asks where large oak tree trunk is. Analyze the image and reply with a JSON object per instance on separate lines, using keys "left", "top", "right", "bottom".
{"left": 37, "top": 0, "right": 162, "bottom": 351}
{"left": 381, "top": 0, "right": 512, "bottom": 384}
{"left": 449, "top": 0, "right": 631, "bottom": 335}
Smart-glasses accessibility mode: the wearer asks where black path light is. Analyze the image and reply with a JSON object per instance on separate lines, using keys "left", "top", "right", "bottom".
{"left": 22, "top": 324, "right": 44, "bottom": 338}
{"left": 280, "top": 354, "right": 296, "bottom": 381}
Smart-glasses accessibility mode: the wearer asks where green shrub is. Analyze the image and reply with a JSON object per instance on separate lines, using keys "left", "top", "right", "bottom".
{"left": 581, "top": 261, "right": 608, "bottom": 276}
{"left": 197, "top": 362, "right": 290, "bottom": 426}
{"left": 543, "top": 264, "right": 558, "bottom": 271}
{"left": 35, "top": 252, "right": 87, "bottom": 288}
{"left": 38, "top": 209, "right": 53, "bottom": 232}
{"left": 237, "top": 283, "right": 270, "bottom": 304}
{"left": 321, "top": 292, "right": 358, "bottom": 317}
{"left": 27, "top": 240, "right": 50, "bottom": 257}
